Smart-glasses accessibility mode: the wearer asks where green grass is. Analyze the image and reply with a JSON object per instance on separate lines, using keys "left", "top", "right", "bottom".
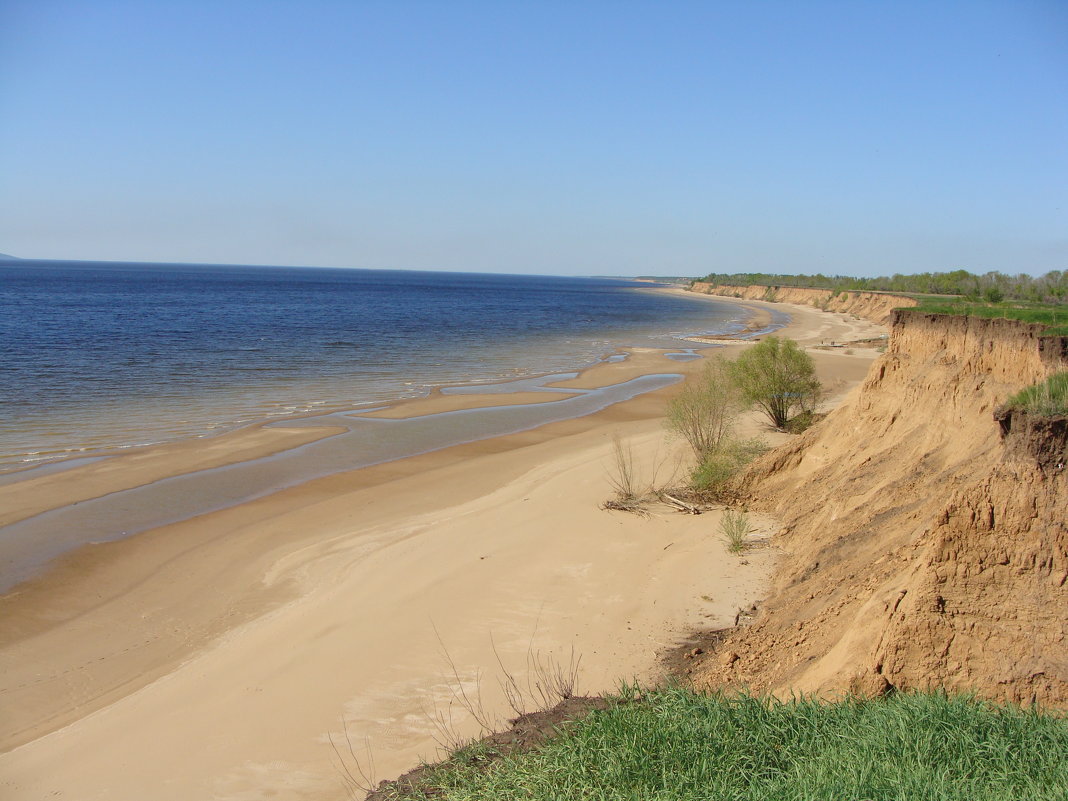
{"left": 910, "top": 298, "right": 1068, "bottom": 336}
{"left": 689, "top": 438, "right": 767, "bottom": 500}
{"left": 384, "top": 687, "right": 1068, "bottom": 800}
{"left": 1004, "top": 372, "right": 1068, "bottom": 416}
{"left": 719, "top": 510, "right": 750, "bottom": 554}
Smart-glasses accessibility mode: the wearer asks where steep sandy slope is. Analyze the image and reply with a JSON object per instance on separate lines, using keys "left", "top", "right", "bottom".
{"left": 696, "top": 310, "right": 1068, "bottom": 706}
{"left": 690, "top": 283, "right": 917, "bottom": 324}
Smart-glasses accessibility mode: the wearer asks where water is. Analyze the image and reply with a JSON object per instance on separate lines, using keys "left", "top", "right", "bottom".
{"left": 0, "top": 260, "right": 755, "bottom": 474}
{"left": 0, "top": 373, "right": 689, "bottom": 591}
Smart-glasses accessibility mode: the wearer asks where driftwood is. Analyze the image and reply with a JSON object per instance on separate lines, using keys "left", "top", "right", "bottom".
{"left": 599, "top": 499, "right": 650, "bottom": 516}
{"left": 601, "top": 491, "right": 708, "bottom": 517}
{"left": 660, "top": 493, "right": 702, "bottom": 514}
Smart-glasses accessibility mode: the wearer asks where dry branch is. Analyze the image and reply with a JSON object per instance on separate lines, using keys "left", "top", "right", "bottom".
{"left": 661, "top": 493, "right": 702, "bottom": 514}
{"left": 600, "top": 498, "right": 651, "bottom": 516}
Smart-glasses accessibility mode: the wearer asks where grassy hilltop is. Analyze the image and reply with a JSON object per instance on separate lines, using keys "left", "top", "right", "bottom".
{"left": 370, "top": 687, "right": 1068, "bottom": 800}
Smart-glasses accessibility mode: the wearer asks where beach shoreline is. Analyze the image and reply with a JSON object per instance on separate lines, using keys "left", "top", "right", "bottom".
{"left": 0, "top": 297, "right": 886, "bottom": 800}
{"left": 0, "top": 275, "right": 756, "bottom": 479}
{"left": 0, "top": 286, "right": 773, "bottom": 585}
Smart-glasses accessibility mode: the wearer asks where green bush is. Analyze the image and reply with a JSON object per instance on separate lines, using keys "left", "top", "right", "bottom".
{"left": 783, "top": 409, "right": 820, "bottom": 433}
{"left": 690, "top": 450, "right": 735, "bottom": 493}
{"left": 729, "top": 336, "right": 822, "bottom": 429}
{"left": 690, "top": 437, "right": 767, "bottom": 499}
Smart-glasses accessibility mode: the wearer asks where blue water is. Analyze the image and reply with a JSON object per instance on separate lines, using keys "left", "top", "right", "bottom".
{"left": 0, "top": 260, "right": 751, "bottom": 473}
{"left": 0, "top": 373, "right": 690, "bottom": 590}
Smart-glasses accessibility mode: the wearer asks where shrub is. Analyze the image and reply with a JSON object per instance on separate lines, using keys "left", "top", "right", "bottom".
{"left": 665, "top": 357, "right": 742, "bottom": 462}
{"left": 689, "top": 437, "right": 767, "bottom": 499}
{"left": 783, "top": 409, "right": 821, "bottom": 434}
{"left": 729, "top": 336, "right": 822, "bottom": 429}
{"left": 690, "top": 451, "right": 735, "bottom": 494}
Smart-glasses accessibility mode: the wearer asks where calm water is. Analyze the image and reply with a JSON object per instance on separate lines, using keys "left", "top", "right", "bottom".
{"left": 0, "top": 260, "right": 752, "bottom": 474}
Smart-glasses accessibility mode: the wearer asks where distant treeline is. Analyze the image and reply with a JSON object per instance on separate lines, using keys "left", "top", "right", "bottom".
{"left": 635, "top": 275, "right": 692, "bottom": 284}
{"left": 695, "top": 269, "right": 1068, "bottom": 304}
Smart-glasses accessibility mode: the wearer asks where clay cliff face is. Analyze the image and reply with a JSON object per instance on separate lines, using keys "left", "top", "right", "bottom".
{"left": 690, "top": 283, "right": 918, "bottom": 324}
{"left": 696, "top": 310, "right": 1068, "bottom": 707}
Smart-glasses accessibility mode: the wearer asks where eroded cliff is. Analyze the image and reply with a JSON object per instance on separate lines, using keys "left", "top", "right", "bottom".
{"left": 696, "top": 310, "right": 1068, "bottom": 707}
{"left": 690, "top": 282, "right": 918, "bottom": 324}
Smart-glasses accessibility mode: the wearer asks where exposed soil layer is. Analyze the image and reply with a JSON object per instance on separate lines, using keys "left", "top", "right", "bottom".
{"left": 694, "top": 310, "right": 1068, "bottom": 707}
{"left": 690, "top": 283, "right": 919, "bottom": 323}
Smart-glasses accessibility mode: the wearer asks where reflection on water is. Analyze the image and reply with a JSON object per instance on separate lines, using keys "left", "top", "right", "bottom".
{"left": 665, "top": 349, "right": 702, "bottom": 361}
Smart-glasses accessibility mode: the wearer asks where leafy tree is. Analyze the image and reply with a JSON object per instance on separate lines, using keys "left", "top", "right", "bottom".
{"left": 729, "top": 336, "right": 821, "bottom": 429}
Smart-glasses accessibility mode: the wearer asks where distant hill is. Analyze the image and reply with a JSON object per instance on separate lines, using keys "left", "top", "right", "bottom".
{"left": 0, "top": 252, "right": 21, "bottom": 260}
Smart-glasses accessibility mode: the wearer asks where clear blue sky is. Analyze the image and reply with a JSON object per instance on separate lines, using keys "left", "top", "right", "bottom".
{"left": 1, "top": 0, "right": 1065, "bottom": 277}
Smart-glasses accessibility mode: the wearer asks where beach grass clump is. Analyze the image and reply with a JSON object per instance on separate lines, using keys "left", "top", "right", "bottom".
{"left": 602, "top": 434, "right": 682, "bottom": 514}
{"left": 606, "top": 434, "right": 641, "bottom": 502}
{"left": 1004, "top": 372, "right": 1068, "bottom": 416}
{"left": 689, "top": 437, "right": 767, "bottom": 499}
{"left": 719, "top": 509, "right": 750, "bottom": 554}
{"left": 379, "top": 687, "right": 1068, "bottom": 800}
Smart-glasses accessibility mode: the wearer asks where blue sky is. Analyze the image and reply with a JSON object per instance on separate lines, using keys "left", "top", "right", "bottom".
{"left": 1, "top": 1, "right": 1065, "bottom": 276}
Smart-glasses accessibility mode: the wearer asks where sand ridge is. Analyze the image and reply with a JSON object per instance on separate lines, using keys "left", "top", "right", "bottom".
{"left": 0, "top": 425, "right": 346, "bottom": 530}
{"left": 0, "top": 298, "right": 881, "bottom": 800}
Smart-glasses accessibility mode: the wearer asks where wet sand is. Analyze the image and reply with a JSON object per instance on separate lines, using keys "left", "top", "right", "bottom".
{"left": 0, "top": 297, "right": 885, "bottom": 800}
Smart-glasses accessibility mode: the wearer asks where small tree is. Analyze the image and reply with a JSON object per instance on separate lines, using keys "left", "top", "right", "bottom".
{"left": 665, "top": 357, "right": 741, "bottom": 462}
{"left": 730, "top": 336, "right": 821, "bottom": 430}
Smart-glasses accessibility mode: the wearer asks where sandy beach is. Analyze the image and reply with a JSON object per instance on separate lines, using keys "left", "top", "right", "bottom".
{"left": 0, "top": 297, "right": 885, "bottom": 800}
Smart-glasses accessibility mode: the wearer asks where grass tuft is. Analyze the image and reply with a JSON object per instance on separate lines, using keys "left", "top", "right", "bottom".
{"left": 690, "top": 437, "right": 767, "bottom": 500}
{"left": 719, "top": 510, "right": 750, "bottom": 554}
{"left": 606, "top": 434, "right": 640, "bottom": 502}
{"left": 1004, "top": 372, "right": 1068, "bottom": 416}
